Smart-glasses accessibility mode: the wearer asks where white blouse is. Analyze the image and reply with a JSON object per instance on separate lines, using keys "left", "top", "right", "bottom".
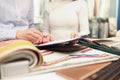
{"left": 43, "top": 0, "right": 90, "bottom": 40}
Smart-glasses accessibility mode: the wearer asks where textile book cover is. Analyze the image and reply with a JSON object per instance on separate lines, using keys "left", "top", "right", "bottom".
{"left": 0, "top": 40, "right": 43, "bottom": 69}
{"left": 0, "top": 37, "right": 81, "bottom": 70}
{"left": 83, "top": 37, "right": 120, "bottom": 51}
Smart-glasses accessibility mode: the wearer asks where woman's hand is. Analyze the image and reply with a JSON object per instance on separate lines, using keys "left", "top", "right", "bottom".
{"left": 69, "top": 32, "right": 79, "bottom": 45}
{"left": 70, "top": 32, "right": 79, "bottom": 38}
{"left": 16, "top": 28, "right": 53, "bottom": 44}
{"left": 40, "top": 34, "right": 54, "bottom": 44}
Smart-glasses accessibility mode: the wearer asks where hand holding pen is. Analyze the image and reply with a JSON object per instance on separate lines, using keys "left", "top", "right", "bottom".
{"left": 36, "top": 34, "right": 54, "bottom": 44}
{"left": 16, "top": 28, "right": 54, "bottom": 44}
{"left": 42, "top": 34, "right": 54, "bottom": 43}
{"left": 67, "top": 32, "right": 79, "bottom": 45}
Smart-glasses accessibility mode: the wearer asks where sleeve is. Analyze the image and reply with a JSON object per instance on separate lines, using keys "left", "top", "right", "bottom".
{"left": 0, "top": 23, "right": 31, "bottom": 41}
{"left": 78, "top": 0, "right": 90, "bottom": 36}
{"left": 0, "top": 0, "right": 34, "bottom": 41}
{"left": 0, "top": 23, "right": 17, "bottom": 41}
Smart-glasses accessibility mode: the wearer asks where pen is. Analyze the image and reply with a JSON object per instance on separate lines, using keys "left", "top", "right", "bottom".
{"left": 70, "top": 53, "right": 109, "bottom": 58}
{"left": 42, "top": 55, "right": 71, "bottom": 66}
{"left": 42, "top": 53, "right": 109, "bottom": 66}
{"left": 70, "top": 54, "right": 100, "bottom": 56}
{"left": 80, "top": 48, "right": 92, "bottom": 53}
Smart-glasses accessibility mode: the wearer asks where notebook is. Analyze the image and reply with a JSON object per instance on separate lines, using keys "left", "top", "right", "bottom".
{"left": 36, "top": 37, "right": 81, "bottom": 48}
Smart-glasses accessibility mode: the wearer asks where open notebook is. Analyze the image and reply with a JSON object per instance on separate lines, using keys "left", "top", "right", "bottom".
{"left": 36, "top": 37, "right": 81, "bottom": 47}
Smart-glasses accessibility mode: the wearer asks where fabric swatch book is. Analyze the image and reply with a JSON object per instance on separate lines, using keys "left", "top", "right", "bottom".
{"left": 0, "top": 39, "right": 119, "bottom": 78}
{"left": 0, "top": 40, "right": 43, "bottom": 69}
{"left": 0, "top": 37, "right": 80, "bottom": 69}
{"left": 92, "top": 38, "right": 120, "bottom": 51}
{"left": 79, "top": 38, "right": 120, "bottom": 55}
{"left": 29, "top": 46, "right": 119, "bottom": 75}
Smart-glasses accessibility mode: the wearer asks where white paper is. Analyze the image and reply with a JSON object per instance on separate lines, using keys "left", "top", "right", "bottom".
{"left": 36, "top": 37, "right": 80, "bottom": 47}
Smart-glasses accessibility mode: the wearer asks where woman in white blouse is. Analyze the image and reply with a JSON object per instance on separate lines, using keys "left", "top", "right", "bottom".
{"left": 43, "top": 0, "right": 90, "bottom": 40}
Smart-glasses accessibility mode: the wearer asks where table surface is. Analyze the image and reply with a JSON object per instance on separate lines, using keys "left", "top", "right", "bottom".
{"left": 2, "top": 72, "right": 67, "bottom": 80}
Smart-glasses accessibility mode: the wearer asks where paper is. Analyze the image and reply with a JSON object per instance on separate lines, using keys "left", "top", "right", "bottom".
{"left": 36, "top": 37, "right": 81, "bottom": 47}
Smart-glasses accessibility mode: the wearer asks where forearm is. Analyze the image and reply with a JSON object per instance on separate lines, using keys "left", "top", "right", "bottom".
{"left": 0, "top": 29, "right": 17, "bottom": 41}
{"left": 0, "top": 24, "right": 29, "bottom": 41}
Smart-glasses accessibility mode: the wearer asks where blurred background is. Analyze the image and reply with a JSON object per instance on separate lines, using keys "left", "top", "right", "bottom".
{"left": 33, "top": 0, "right": 119, "bottom": 38}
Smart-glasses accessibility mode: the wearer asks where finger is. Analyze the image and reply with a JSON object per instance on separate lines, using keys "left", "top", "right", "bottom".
{"left": 47, "top": 36, "right": 54, "bottom": 42}
{"left": 28, "top": 30, "right": 43, "bottom": 43}
{"left": 71, "top": 33, "right": 76, "bottom": 38}
{"left": 30, "top": 28, "right": 44, "bottom": 37}
{"left": 75, "top": 34, "right": 79, "bottom": 38}
{"left": 26, "top": 35, "right": 38, "bottom": 43}
{"left": 42, "top": 37, "right": 49, "bottom": 43}
{"left": 71, "top": 33, "right": 79, "bottom": 38}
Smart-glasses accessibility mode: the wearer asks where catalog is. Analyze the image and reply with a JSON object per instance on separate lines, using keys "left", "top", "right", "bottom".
{"left": 30, "top": 47, "right": 119, "bottom": 75}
